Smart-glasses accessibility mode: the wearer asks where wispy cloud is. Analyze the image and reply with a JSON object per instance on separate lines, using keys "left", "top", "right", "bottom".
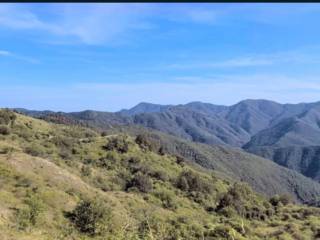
{"left": 0, "top": 49, "right": 39, "bottom": 63}
{"left": 2, "top": 4, "right": 320, "bottom": 45}
{"left": 167, "top": 46, "right": 320, "bottom": 70}
{"left": 0, "top": 4, "right": 219, "bottom": 45}
{"left": 159, "top": 5, "right": 220, "bottom": 24}
{"left": 0, "top": 4, "right": 153, "bottom": 45}
{"left": 168, "top": 56, "right": 274, "bottom": 69}
{"left": 0, "top": 50, "right": 11, "bottom": 56}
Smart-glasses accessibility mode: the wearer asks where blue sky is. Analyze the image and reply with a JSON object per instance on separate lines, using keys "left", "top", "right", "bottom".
{"left": 1, "top": 3, "right": 320, "bottom": 111}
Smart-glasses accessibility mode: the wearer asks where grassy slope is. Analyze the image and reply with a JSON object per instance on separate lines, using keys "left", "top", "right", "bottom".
{"left": 103, "top": 126, "right": 320, "bottom": 205}
{"left": 0, "top": 111, "right": 319, "bottom": 239}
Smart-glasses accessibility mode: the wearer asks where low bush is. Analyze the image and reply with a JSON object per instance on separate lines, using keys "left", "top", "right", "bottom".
{"left": 24, "top": 144, "right": 46, "bottom": 157}
{"left": 68, "top": 198, "right": 112, "bottom": 236}
{"left": 155, "top": 190, "right": 178, "bottom": 210}
{"left": 93, "top": 176, "right": 111, "bottom": 192}
{"left": 127, "top": 172, "right": 153, "bottom": 193}
{"left": 0, "top": 125, "right": 10, "bottom": 135}
{"left": 216, "top": 183, "right": 268, "bottom": 220}
{"left": 101, "top": 131, "right": 108, "bottom": 137}
{"left": 135, "top": 133, "right": 161, "bottom": 152}
{"left": 176, "top": 155, "right": 186, "bottom": 166}
{"left": 81, "top": 165, "right": 92, "bottom": 177}
{"left": 16, "top": 193, "right": 44, "bottom": 230}
{"left": 151, "top": 170, "right": 169, "bottom": 182}
{"left": 176, "top": 170, "right": 213, "bottom": 194}
{"left": 0, "top": 146, "right": 14, "bottom": 154}
{"left": 103, "top": 136, "right": 130, "bottom": 153}
{"left": 0, "top": 109, "right": 16, "bottom": 125}
{"left": 59, "top": 148, "right": 73, "bottom": 160}
{"left": 14, "top": 125, "right": 33, "bottom": 140}
{"left": 270, "top": 194, "right": 292, "bottom": 207}
{"left": 51, "top": 135, "right": 74, "bottom": 148}
{"left": 205, "top": 225, "right": 234, "bottom": 240}
{"left": 96, "top": 152, "right": 120, "bottom": 170}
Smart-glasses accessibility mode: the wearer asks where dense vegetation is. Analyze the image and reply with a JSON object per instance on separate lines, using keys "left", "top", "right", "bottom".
{"left": 0, "top": 109, "right": 320, "bottom": 239}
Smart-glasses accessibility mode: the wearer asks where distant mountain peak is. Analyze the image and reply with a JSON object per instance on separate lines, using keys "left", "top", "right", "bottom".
{"left": 119, "top": 102, "right": 172, "bottom": 116}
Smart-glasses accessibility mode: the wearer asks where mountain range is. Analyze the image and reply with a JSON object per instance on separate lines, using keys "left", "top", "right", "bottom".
{"left": 15, "top": 99, "right": 320, "bottom": 185}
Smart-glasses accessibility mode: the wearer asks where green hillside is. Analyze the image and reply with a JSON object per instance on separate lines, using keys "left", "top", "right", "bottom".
{"left": 97, "top": 125, "right": 320, "bottom": 205}
{"left": 0, "top": 109, "right": 320, "bottom": 240}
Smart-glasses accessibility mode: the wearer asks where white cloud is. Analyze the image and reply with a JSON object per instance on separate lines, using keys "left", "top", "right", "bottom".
{"left": 167, "top": 46, "right": 320, "bottom": 70}
{"left": 0, "top": 50, "right": 11, "bottom": 56}
{"left": 168, "top": 56, "right": 274, "bottom": 69}
{"left": 0, "top": 4, "right": 153, "bottom": 45}
{"left": 0, "top": 49, "right": 39, "bottom": 63}
{"left": 0, "top": 5, "right": 45, "bottom": 29}
{"left": 0, "top": 4, "right": 218, "bottom": 45}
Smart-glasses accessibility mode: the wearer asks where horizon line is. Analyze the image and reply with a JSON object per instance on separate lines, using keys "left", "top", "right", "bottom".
{"left": 4, "top": 98, "right": 320, "bottom": 113}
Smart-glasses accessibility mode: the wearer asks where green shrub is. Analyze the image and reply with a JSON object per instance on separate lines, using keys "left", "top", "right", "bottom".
{"left": 110, "top": 174, "right": 128, "bottom": 191}
{"left": 0, "top": 146, "right": 14, "bottom": 154}
{"left": 14, "top": 176, "right": 33, "bottom": 188}
{"left": 68, "top": 198, "right": 112, "bottom": 236}
{"left": 176, "top": 155, "right": 186, "bottom": 166}
{"left": 25, "top": 193, "right": 44, "bottom": 225}
{"left": 151, "top": 170, "right": 169, "bottom": 182}
{"left": 16, "top": 193, "right": 44, "bottom": 230}
{"left": 96, "top": 153, "right": 118, "bottom": 169}
{"left": 101, "top": 131, "right": 108, "bottom": 137}
{"left": 14, "top": 125, "right": 33, "bottom": 140}
{"left": 51, "top": 136, "right": 74, "bottom": 148}
{"left": 155, "top": 190, "right": 178, "bottom": 210}
{"left": 135, "top": 133, "right": 161, "bottom": 152}
{"left": 104, "top": 136, "right": 130, "bottom": 153}
{"left": 216, "top": 183, "right": 267, "bottom": 220}
{"left": 270, "top": 194, "right": 292, "bottom": 207}
{"left": 127, "top": 172, "right": 153, "bottom": 193}
{"left": 128, "top": 161, "right": 152, "bottom": 175}
{"left": 0, "top": 109, "right": 16, "bottom": 125}
{"left": 81, "top": 165, "right": 92, "bottom": 177}
{"left": 16, "top": 208, "right": 32, "bottom": 230}
{"left": 176, "top": 170, "right": 213, "bottom": 194}
{"left": 0, "top": 125, "right": 10, "bottom": 135}
{"left": 216, "top": 183, "right": 250, "bottom": 211}
{"left": 314, "top": 228, "right": 320, "bottom": 239}
{"left": 137, "top": 219, "right": 153, "bottom": 239}
{"left": 93, "top": 176, "right": 112, "bottom": 192}
{"left": 205, "top": 225, "right": 234, "bottom": 240}
{"left": 24, "top": 144, "right": 46, "bottom": 157}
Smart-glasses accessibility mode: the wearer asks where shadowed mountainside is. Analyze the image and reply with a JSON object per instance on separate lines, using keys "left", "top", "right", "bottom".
{"left": 14, "top": 99, "right": 320, "bottom": 182}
